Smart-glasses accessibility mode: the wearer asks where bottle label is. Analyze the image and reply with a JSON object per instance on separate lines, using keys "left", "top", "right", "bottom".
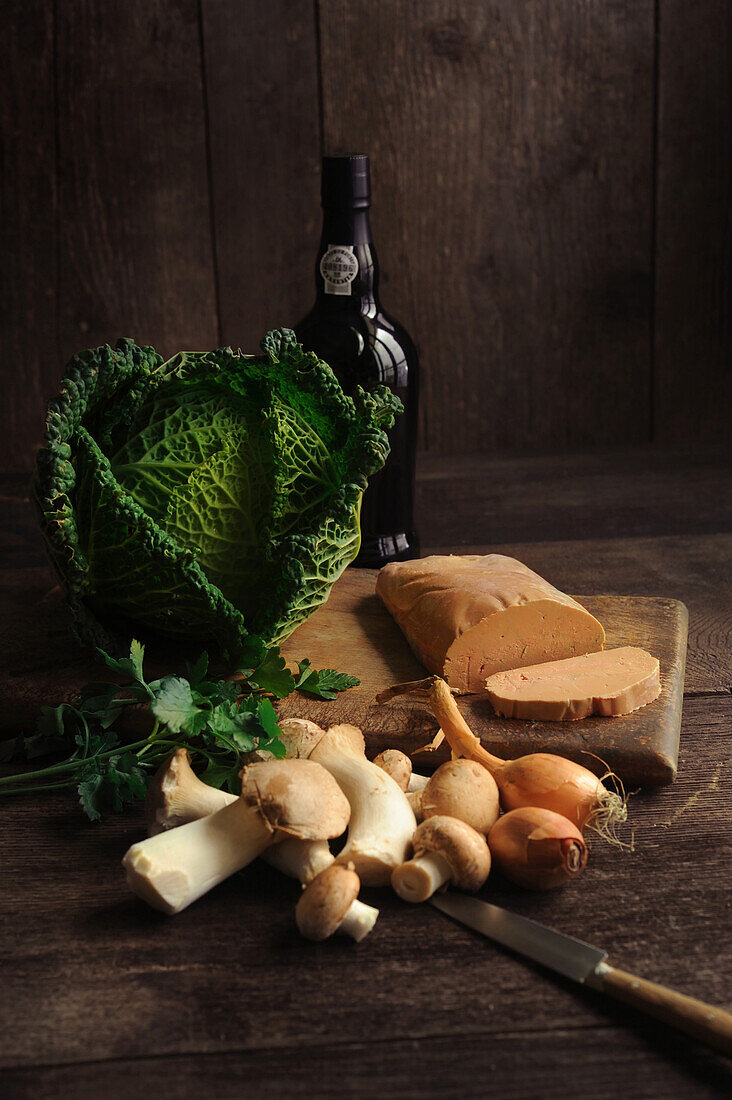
{"left": 320, "top": 245, "right": 358, "bottom": 295}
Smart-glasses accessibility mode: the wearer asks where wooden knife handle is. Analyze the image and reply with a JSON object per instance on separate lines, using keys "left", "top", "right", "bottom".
{"left": 587, "top": 963, "right": 732, "bottom": 1056}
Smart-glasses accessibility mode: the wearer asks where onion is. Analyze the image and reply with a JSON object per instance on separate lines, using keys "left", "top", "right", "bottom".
{"left": 429, "top": 678, "right": 627, "bottom": 841}
{"left": 488, "top": 806, "right": 588, "bottom": 889}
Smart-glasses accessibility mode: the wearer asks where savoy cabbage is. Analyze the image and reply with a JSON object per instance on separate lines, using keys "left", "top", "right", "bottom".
{"left": 32, "top": 328, "right": 400, "bottom": 653}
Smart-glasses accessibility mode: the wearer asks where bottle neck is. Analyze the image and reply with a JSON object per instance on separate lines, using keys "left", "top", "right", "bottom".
{"left": 315, "top": 207, "right": 378, "bottom": 307}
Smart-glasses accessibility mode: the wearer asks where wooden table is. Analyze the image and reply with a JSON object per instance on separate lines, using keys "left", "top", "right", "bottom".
{"left": 1, "top": 446, "right": 731, "bottom": 1098}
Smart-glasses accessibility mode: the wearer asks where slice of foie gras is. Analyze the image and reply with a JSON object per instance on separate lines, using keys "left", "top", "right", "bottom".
{"left": 375, "top": 554, "right": 605, "bottom": 693}
{"left": 485, "top": 646, "right": 661, "bottom": 721}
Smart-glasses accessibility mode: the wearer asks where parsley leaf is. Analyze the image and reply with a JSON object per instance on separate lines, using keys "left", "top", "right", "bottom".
{"left": 2, "top": 631, "right": 354, "bottom": 821}
{"left": 207, "top": 700, "right": 258, "bottom": 752}
{"left": 151, "top": 676, "right": 208, "bottom": 735}
{"left": 294, "top": 659, "right": 360, "bottom": 700}
{"left": 186, "top": 651, "right": 209, "bottom": 688}
{"left": 248, "top": 648, "right": 296, "bottom": 698}
{"left": 78, "top": 773, "right": 105, "bottom": 821}
{"left": 96, "top": 640, "right": 149, "bottom": 692}
{"left": 228, "top": 634, "right": 268, "bottom": 675}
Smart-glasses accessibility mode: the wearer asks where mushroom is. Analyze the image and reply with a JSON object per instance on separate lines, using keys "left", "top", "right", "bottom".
{"left": 391, "top": 816, "right": 491, "bottom": 903}
{"left": 145, "top": 748, "right": 233, "bottom": 835}
{"left": 373, "top": 748, "right": 429, "bottom": 821}
{"left": 373, "top": 749, "right": 413, "bottom": 791}
{"left": 263, "top": 836, "right": 335, "bottom": 884}
{"left": 244, "top": 719, "right": 417, "bottom": 886}
{"left": 140, "top": 751, "right": 375, "bottom": 934}
{"left": 307, "top": 723, "right": 417, "bottom": 887}
{"left": 145, "top": 749, "right": 335, "bottom": 885}
{"left": 373, "top": 749, "right": 430, "bottom": 796}
{"left": 123, "top": 758, "right": 350, "bottom": 914}
{"left": 295, "top": 863, "right": 378, "bottom": 942}
{"left": 418, "top": 758, "right": 500, "bottom": 835}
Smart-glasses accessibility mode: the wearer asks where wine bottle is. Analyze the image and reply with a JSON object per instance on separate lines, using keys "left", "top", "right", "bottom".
{"left": 295, "top": 154, "right": 419, "bottom": 568}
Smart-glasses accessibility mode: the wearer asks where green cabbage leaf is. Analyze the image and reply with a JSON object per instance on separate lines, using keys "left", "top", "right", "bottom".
{"left": 31, "top": 329, "right": 400, "bottom": 653}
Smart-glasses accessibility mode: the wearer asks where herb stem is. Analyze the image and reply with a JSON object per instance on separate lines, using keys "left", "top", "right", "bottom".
{"left": 0, "top": 737, "right": 152, "bottom": 789}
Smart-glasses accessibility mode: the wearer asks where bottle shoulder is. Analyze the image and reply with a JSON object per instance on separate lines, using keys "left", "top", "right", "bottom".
{"left": 295, "top": 306, "right": 418, "bottom": 392}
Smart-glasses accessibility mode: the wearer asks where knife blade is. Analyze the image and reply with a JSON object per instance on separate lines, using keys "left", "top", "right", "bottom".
{"left": 430, "top": 893, "right": 732, "bottom": 1056}
{"left": 430, "top": 892, "right": 606, "bottom": 982}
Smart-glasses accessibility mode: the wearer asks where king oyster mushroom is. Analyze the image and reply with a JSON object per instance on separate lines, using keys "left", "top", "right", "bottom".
{"left": 140, "top": 750, "right": 378, "bottom": 937}
{"left": 123, "top": 758, "right": 350, "bottom": 914}
{"left": 251, "top": 719, "right": 417, "bottom": 887}
{"left": 145, "top": 748, "right": 334, "bottom": 884}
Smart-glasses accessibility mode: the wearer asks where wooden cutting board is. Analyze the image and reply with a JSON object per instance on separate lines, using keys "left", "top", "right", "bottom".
{"left": 0, "top": 567, "right": 687, "bottom": 786}
{"left": 278, "top": 570, "right": 688, "bottom": 787}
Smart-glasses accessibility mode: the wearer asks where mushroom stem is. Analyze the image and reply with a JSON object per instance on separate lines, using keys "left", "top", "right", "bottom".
{"left": 145, "top": 747, "right": 234, "bottom": 835}
{"left": 124, "top": 800, "right": 273, "bottom": 914}
{"left": 125, "top": 759, "right": 351, "bottom": 915}
{"left": 407, "top": 789, "right": 425, "bottom": 821}
{"left": 391, "top": 852, "right": 453, "bottom": 903}
{"left": 144, "top": 750, "right": 338, "bottom": 887}
{"left": 309, "top": 724, "right": 417, "bottom": 886}
{"left": 408, "top": 773, "right": 430, "bottom": 793}
{"left": 264, "top": 837, "right": 334, "bottom": 884}
{"left": 338, "top": 899, "right": 380, "bottom": 942}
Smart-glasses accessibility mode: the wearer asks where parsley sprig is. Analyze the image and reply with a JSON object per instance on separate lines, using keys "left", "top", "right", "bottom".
{"left": 0, "top": 640, "right": 359, "bottom": 821}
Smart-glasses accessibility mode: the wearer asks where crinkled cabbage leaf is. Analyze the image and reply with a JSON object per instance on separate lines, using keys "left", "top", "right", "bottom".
{"left": 32, "top": 328, "right": 400, "bottom": 653}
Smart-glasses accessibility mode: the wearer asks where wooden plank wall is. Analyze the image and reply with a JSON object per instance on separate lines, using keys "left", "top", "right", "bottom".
{"left": 1, "top": 0, "right": 728, "bottom": 469}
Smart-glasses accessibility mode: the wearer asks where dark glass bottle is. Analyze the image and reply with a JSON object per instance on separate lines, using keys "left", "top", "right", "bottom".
{"left": 295, "top": 154, "right": 419, "bottom": 567}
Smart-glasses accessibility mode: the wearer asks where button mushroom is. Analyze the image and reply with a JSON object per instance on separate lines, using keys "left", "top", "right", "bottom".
{"left": 295, "top": 863, "right": 378, "bottom": 943}
{"left": 391, "top": 816, "right": 491, "bottom": 903}
{"left": 123, "top": 758, "right": 350, "bottom": 914}
{"left": 373, "top": 749, "right": 413, "bottom": 791}
{"left": 373, "top": 748, "right": 429, "bottom": 818}
{"left": 418, "top": 758, "right": 500, "bottom": 834}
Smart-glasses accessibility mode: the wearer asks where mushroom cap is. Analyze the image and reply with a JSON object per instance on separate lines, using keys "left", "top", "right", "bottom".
{"left": 145, "top": 747, "right": 191, "bottom": 833}
{"left": 277, "top": 718, "right": 327, "bottom": 758}
{"left": 421, "top": 759, "right": 500, "bottom": 835}
{"left": 239, "top": 758, "right": 350, "bottom": 840}
{"left": 321, "top": 723, "right": 366, "bottom": 756}
{"left": 373, "top": 749, "right": 412, "bottom": 791}
{"left": 145, "top": 747, "right": 234, "bottom": 835}
{"left": 295, "top": 863, "right": 361, "bottom": 941}
{"left": 412, "top": 815, "right": 491, "bottom": 891}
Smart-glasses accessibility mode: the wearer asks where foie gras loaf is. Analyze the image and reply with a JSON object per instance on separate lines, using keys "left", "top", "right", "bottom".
{"left": 376, "top": 554, "right": 605, "bottom": 693}
{"left": 486, "top": 646, "right": 661, "bottom": 721}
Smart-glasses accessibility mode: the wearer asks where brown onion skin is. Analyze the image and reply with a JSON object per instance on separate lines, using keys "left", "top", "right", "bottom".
{"left": 429, "top": 678, "right": 608, "bottom": 830}
{"left": 488, "top": 807, "right": 588, "bottom": 890}
{"left": 496, "top": 754, "right": 603, "bottom": 829}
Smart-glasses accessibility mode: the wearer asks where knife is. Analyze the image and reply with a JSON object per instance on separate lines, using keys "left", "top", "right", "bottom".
{"left": 430, "top": 893, "right": 732, "bottom": 1056}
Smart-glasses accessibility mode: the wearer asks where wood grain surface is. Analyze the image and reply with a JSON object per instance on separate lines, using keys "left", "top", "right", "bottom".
{"left": 2, "top": 2, "right": 729, "bottom": 468}
{"left": 0, "top": 695, "right": 728, "bottom": 1094}
{"left": 654, "top": 0, "right": 732, "bottom": 444}
{"left": 55, "top": 1, "right": 219, "bottom": 362}
{"left": 319, "top": 0, "right": 654, "bottom": 453}
{"left": 276, "top": 572, "right": 688, "bottom": 786}
{"left": 201, "top": 0, "right": 321, "bottom": 349}
{"left": 0, "top": 450, "right": 730, "bottom": 1098}
{"left": 0, "top": 568, "right": 687, "bottom": 785}
{"left": 1, "top": 2, "right": 57, "bottom": 467}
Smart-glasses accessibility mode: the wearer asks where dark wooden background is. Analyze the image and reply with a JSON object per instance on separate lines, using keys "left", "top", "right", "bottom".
{"left": 2, "top": 0, "right": 730, "bottom": 470}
